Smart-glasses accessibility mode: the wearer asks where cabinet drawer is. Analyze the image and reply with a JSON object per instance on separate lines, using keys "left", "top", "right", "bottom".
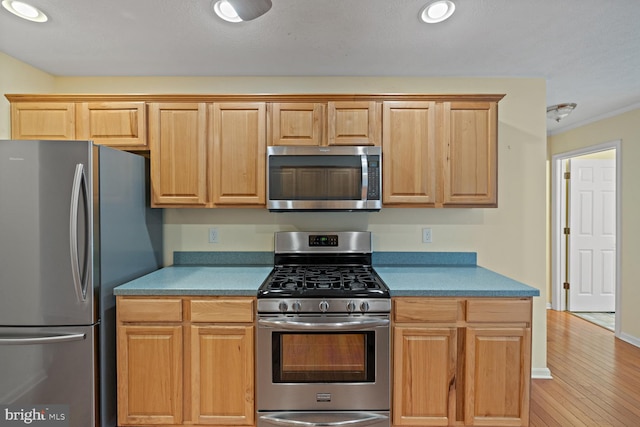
{"left": 190, "top": 298, "right": 254, "bottom": 323}
{"left": 394, "top": 298, "right": 461, "bottom": 323}
{"left": 117, "top": 298, "right": 183, "bottom": 322}
{"left": 466, "top": 298, "right": 531, "bottom": 323}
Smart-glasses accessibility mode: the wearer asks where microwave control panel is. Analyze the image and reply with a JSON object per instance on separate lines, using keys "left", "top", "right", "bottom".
{"left": 367, "top": 156, "right": 381, "bottom": 200}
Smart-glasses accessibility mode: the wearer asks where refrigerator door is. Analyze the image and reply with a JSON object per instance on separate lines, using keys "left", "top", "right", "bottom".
{"left": 0, "top": 325, "right": 97, "bottom": 427}
{"left": 0, "top": 140, "right": 95, "bottom": 326}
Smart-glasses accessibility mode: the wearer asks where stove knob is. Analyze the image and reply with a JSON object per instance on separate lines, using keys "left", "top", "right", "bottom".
{"left": 278, "top": 301, "right": 289, "bottom": 313}
{"left": 360, "top": 301, "right": 370, "bottom": 313}
{"left": 319, "top": 300, "right": 330, "bottom": 313}
{"left": 347, "top": 301, "right": 357, "bottom": 312}
{"left": 292, "top": 301, "right": 302, "bottom": 312}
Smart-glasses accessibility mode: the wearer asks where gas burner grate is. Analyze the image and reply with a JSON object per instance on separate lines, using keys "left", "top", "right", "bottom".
{"left": 260, "top": 265, "right": 388, "bottom": 297}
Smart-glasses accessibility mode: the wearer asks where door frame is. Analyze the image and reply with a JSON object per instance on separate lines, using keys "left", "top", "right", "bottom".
{"left": 550, "top": 140, "right": 621, "bottom": 334}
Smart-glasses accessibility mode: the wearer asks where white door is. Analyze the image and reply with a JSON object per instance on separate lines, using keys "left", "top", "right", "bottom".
{"left": 568, "top": 158, "right": 616, "bottom": 312}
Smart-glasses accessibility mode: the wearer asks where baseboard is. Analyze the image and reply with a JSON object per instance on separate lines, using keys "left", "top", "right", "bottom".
{"left": 618, "top": 332, "right": 640, "bottom": 348}
{"left": 531, "top": 367, "right": 553, "bottom": 379}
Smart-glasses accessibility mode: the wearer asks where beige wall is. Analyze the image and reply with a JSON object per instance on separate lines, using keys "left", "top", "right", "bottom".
{"left": 0, "top": 52, "right": 56, "bottom": 138}
{"left": 3, "top": 54, "right": 549, "bottom": 373}
{"left": 549, "top": 108, "right": 640, "bottom": 345}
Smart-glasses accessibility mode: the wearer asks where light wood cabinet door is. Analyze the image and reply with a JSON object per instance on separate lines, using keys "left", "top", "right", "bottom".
{"left": 442, "top": 102, "right": 498, "bottom": 207}
{"left": 76, "top": 101, "right": 147, "bottom": 149}
{"left": 270, "top": 102, "right": 323, "bottom": 146}
{"left": 393, "top": 326, "right": 457, "bottom": 427}
{"left": 465, "top": 326, "right": 531, "bottom": 426}
{"left": 327, "top": 101, "right": 380, "bottom": 146}
{"left": 190, "top": 324, "right": 255, "bottom": 425}
{"left": 10, "top": 102, "right": 75, "bottom": 140}
{"left": 382, "top": 101, "right": 436, "bottom": 205}
{"left": 117, "top": 325, "right": 183, "bottom": 426}
{"left": 211, "top": 103, "right": 266, "bottom": 206}
{"left": 148, "top": 102, "right": 208, "bottom": 206}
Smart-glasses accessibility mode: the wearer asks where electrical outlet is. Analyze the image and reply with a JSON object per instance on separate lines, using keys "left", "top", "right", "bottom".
{"left": 208, "top": 227, "right": 219, "bottom": 243}
{"left": 422, "top": 228, "right": 432, "bottom": 243}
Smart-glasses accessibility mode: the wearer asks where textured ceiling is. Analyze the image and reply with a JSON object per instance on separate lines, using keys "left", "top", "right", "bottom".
{"left": 1, "top": 0, "right": 639, "bottom": 134}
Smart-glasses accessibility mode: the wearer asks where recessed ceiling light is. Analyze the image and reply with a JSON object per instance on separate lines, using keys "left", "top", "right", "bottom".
{"left": 420, "top": 0, "right": 455, "bottom": 24}
{"left": 1, "top": 0, "right": 48, "bottom": 22}
{"left": 213, "top": 0, "right": 242, "bottom": 23}
{"left": 212, "top": 0, "right": 272, "bottom": 23}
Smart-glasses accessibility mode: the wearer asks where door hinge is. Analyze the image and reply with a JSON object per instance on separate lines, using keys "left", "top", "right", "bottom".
{"left": 563, "top": 282, "right": 570, "bottom": 290}
{"left": 563, "top": 227, "right": 570, "bottom": 235}
{"left": 564, "top": 171, "right": 571, "bottom": 179}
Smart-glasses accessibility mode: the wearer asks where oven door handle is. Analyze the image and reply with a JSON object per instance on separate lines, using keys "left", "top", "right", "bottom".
{"left": 258, "top": 318, "right": 389, "bottom": 330}
{"left": 259, "top": 412, "right": 388, "bottom": 427}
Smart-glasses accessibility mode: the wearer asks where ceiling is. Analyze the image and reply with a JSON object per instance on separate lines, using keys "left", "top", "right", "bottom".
{"left": 2, "top": 0, "right": 639, "bottom": 134}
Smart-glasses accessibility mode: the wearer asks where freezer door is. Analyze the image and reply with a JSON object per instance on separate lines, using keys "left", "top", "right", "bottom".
{"left": 0, "top": 325, "right": 98, "bottom": 427}
{"left": 0, "top": 140, "right": 95, "bottom": 326}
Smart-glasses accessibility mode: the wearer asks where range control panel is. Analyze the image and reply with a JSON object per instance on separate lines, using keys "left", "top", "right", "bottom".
{"left": 308, "top": 235, "right": 339, "bottom": 246}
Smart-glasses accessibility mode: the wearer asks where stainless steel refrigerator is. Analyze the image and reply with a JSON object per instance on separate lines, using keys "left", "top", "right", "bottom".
{"left": 0, "top": 140, "right": 163, "bottom": 427}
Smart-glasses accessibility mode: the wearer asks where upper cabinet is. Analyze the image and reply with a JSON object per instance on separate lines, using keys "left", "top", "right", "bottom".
{"left": 10, "top": 99, "right": 147, "bottom": 150}
{"left": 148, "top": 102, "right": 209, "bottom": 207}
{"left": 270, "top": 102, "right": 323, "bottom": 146}
{"left": 381, "top": 96, "right": 502, "bottom": 208}
{"left": 11, "top": 102, "right": 76, "bottom": 140}
{"left": 441, "top": 101, "right": 498, "bottom": 207}
{"left": 328, "top": 101, "right": 380, "bottom": 146}
{"left": 211, "top": 102, "right": 267, "bottom": 206}
{"left": 6, "top": 94, "right": 503, "bottom": 209}
{"left": 382, "top": 101, "right": 437, "bottom": 206}
{"left": 76, "top": 101, "right": 147, "bottom": 150}
{"left": 269, "top": 100, "right": 380, "bottom": 146}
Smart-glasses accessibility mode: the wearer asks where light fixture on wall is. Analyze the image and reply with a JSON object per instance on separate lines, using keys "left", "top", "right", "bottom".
{"left": 419, "top": 0, "right": 456, "bottom": 23}
{"left": 546, "top": 103, "right": 577, "bottom": 122}
{"left": 1, "top": 0, "right": 47, "bottom": 22}
{"left": 212, "top": 0, "right": 272, "bottom": 23}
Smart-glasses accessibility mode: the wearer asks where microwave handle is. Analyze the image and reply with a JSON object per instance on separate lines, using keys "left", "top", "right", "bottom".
{"left": 361, "top": 154, "right": 369, "bottom": 200}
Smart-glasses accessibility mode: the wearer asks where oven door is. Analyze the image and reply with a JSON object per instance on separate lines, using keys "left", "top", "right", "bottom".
{"left": 256, "top": 314, "right": 390, "bottom": 412}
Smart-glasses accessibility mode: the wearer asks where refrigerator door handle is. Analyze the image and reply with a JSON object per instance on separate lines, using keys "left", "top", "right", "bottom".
{"left": 0, "top": 333, "right": 86, "bottom": 345}
{"left": 70, "top": 163, "right": 89, "bottom": 302}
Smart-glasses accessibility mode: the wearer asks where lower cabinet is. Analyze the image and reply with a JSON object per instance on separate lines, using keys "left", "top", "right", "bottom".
{"left": 393, "top": 297, "right": 532, "bottom": 427}
{"left": 117, "top": 296, "right": 255, "bottom": 426}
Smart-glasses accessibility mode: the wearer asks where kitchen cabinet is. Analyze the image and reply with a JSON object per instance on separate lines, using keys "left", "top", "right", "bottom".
{"left": 11, "top": 102, "right": 76, "bottom": 140}
{"left": 382, "top": 101, "right": 437, "bottom": 206}
{"left": 464, "top": 299, "right": 531, "bottom": 426}
{"left": 10, "top": 100, "right": 147, "bottom": 150}
{"left": 211, "top": 103, "right": 266, "bottom": 206}
{"left": 382, "top": 98, "right": 501, "bottom": 208}
{"left": 76, "top": 101, "right": 147, "bottom": 150}
{"left": 327, "top": 101, "right": 380, "bottom": 146}
{"left": 270, "top": 102, "right": 324, "bottom": 146}
{"left": 270, "top": 101, "right": 380, "bottom": 146}
{"left": 190, "top": 298, "right": 254, "bottom": 425}
{"left": 7, "top": 93, "right": 502, "bottom": 209}
{"left": 117, "top": 298, "right": 184, "bottom": 425}
{"left": 441, "top": 101, "right": 497, "bottom": 207}
{"left": 116, "top": 296, "right": 255, "bottom": 427}
{"left": 148, "top": 102, "right": 209, "bottom": 207}
{"left": 393, "top": 297, "right": 532, "bottom": 427}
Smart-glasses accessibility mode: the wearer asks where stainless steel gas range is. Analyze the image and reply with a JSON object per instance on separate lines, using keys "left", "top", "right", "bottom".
{"left": 256, "top": 231, "right": 391, "bottom": 427}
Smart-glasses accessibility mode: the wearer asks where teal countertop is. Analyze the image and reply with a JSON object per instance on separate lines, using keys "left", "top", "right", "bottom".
{"left": 113, "top": 266, "right": 273, "bottom": 296}
{"left": 114, "top": 251, "right": 539, "bottom": 297}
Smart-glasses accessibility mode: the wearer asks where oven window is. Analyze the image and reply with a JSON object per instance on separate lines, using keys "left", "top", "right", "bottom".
{"left": 272, "top": 331, "right": 375, "bottom": 383}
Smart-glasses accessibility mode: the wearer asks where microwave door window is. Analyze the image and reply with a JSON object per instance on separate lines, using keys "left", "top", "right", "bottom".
{"left": 269, "top": 156, "right": 362, "bottom": 201}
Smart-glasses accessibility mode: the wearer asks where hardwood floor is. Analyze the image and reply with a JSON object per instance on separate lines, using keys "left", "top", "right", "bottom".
{"left": 531, "top": 310, "right": 640, "bottom": 426}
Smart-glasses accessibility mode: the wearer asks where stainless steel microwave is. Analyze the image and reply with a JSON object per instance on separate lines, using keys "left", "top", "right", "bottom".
{"left": 267, "top": 146, "right": 382, "bottom": 211}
